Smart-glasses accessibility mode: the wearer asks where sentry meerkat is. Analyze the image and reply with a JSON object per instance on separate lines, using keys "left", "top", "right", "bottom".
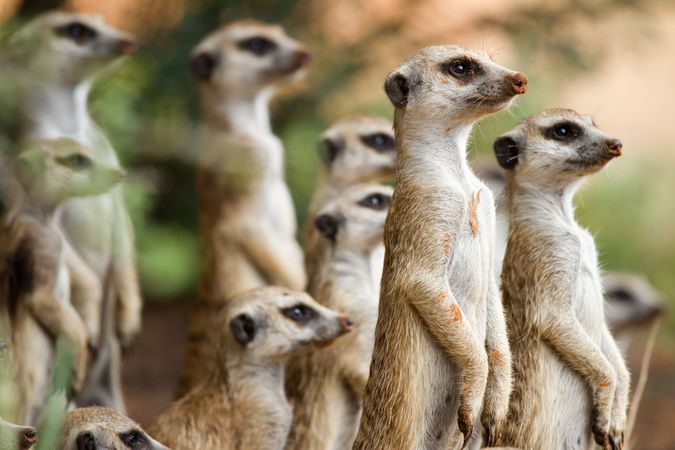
{"left": 57, "top": 406, "right": 169, "bottom": 450}
{"left": 0, "top": 138, "right": 124, "bottom": 424}
{"left": 0, "top": 416, "right": 37, "bottom": 450}
{"left": 178, "top": 20, "right": 311, "bottom": 395}
{"left": 353, "top": 46, "right": 527, "bottom": 450}
{"left": 151, "top": 286, "right": 352, "bottom": 450}
{"left": 286, "top": 183, "right": 392, "bottom": 450}
{"left": 494, "top": 109, "right": 630, "bottom": 450}
{"left": 304, "top": 115, "right": 396, "bottom": 296}
{"left": 13, "top": 11, "right": 141, "bottom": 412}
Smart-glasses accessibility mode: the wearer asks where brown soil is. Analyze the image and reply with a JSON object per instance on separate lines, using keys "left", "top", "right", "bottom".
{"left": 123, "top": 300, "right": 675, "bottom": 449}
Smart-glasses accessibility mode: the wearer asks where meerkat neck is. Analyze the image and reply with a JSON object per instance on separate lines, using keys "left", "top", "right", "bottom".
{"left": 395, "top": 121, "right": 474, "bottom": 180}
{"left": 23, "top": 79, "right": 93, "bottom": 138}
{"left": 508, "top": 178, "right": 581, "bottom": 226}
{"left": 329, "top": 247, "right": 378, "bottom": 294}
{"left": 200, "top": 88, "right": 274, "bottom": 136}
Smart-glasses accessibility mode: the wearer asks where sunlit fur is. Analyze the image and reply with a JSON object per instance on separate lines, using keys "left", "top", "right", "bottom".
{"left": 354, "top": 45, "right": 524, "bottom": 450}
{"left": 151, "top": 287, "right": 351, "bottom": 450}
{"left": 498, "top": 109, "right": 630, "bottom": 450}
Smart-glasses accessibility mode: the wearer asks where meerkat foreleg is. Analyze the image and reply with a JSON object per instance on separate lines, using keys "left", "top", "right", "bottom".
{"left": 236, "top": 222, "right": 306, "bottom": 290}
{"left": 339, "top": 334, "right": 372, "bottom": 398}
{"left": 111, "top": 198, "right": 142, "bottom": 349}
{"left": 542, "top": 313, "right": 618, "bottom": 449}
{"left": 409, "top": 275, "right": 489, "bottom": 447}
{"left": 25, "top": 287, "right": 89, "bottom": 394}
{"left": 600, "top": 325, "right": 630, "bottom": 448}
{"left": 63, "top": 238, "right": 102, "bottom": 348}
{"left": 481, "top": 274, "right": 512, "bottom": 446}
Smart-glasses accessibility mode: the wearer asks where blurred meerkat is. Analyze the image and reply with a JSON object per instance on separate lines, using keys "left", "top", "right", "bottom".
{"left": 179, "top": 20, "right": 311, "bottom": 395}
{"left": 0, "top": 416, "right": 37, "bottom": 450}
{"left": 305, "top": 115, "right": 396, "bottom": 296}
{"left": 0, "top": 138, "right": 124, "bottom": 424}
{"left": 14, "top": 11, "right": 141, "bottom": 412}
{"left": 494, "top": 109, "right": 630, "bottom": 450}
{"left": 151, "top": 286, "right": 352, "bottom": 450}
{"left": 353, "top": 46, "right": 527, "bottom": 450}
{"left": 57, "top": 406, "right": 169, "bottom": 450}
{"left": 286, "top": 183, "right": 392, "bottom": 450}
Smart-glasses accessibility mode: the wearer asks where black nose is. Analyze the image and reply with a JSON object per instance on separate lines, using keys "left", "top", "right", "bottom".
{"left": 314, "top": 214, "right": 339, "bottom": 242}
{"left": 606, "top": 139, "right": 622, "bottom": 151}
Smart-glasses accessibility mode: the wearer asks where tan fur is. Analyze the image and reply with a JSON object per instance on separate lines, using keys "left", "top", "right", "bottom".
{"left": 151, "top": 286, "right": 351, "bottom": 450}
{"left": 496, "top": 109, "right": 630, "bottom": 450}
{"left": 286, "top": 184, "right": 392, "bottom": 450}
{"left": 354, "top": 45, "right": 526, "bottom": 450}
{"left": 0, "top": 139, "right": 123, "bottom": 423}
{"left": 58, "top": 406, "right": 168, "bottom": 449}
{"left": 178, "top": 20, "right": 311, "bottom": 395}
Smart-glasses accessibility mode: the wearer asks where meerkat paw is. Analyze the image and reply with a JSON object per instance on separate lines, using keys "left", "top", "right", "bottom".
{"left": 457, "top": 402, "right": 475, "bottom": 448}
{"left": 591, "top": 403, "right": 612, "bottom": 450}
{"left": 116, "top": 301, "right": 142, "bottom": 349}
{"left": 481, "top": 416, "right": 503, "bottom": 447}
{"left": 69, "top": 333, "right": 89, "bottom": 395}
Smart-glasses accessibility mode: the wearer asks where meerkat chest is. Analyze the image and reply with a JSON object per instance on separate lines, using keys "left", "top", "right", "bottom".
{"left": 572, "top": 227, "right": 605, "bottom": 330}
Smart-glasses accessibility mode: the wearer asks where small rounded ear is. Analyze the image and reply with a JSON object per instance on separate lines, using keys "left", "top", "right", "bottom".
{"left": 314, "top": 214, "right": 339, "bottom": 242}
{"left": 190, "top": 52, "right": 217, "bottom": 82}
{"left": 317, "top": 138, "right": 343, "bottom": 164}
{"left": 76, "top": 431, "right": 97, "bottom": 450}
{"left": 229, "top": 313, "right": 256, "bottom": 346}
{"left": 384, "top": 72, "right": 410, "bottom": 108}
{"left": 493, "top": 136, "right": 520, "bottom": 170}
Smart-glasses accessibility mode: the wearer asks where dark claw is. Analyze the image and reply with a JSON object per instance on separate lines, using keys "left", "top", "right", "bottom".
{"left": 483, "top": 424, "right": 499, "bottom": 447}
{"left": 609, "top": 434, "right": 619, "bottom": 450}
{"left": 457, "top": 410, "right": 472, "bottom": 449}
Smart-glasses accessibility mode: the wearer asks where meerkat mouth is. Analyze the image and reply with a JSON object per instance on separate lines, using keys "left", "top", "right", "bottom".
{"left": 466, "top": 95, "right": 516, "bottom": 111}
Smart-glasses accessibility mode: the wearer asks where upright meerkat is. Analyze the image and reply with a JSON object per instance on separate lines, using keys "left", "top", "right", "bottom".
{"left": 179, "top": 20, "right": 311, "bottom": 395}
{"left": 353, "top": 46, "right": 527, "bottom": 450}
{"left": 0, "top": 138, "right": 124, "bottom": 424}
{"left": 304, "top": 115, "right": 396, "bottom": 295}
{"left": 286, "top": 183, "right": 392, "bottom": 450}
{"left": 57, "top": 406, "right": 169, "bottom": 450}
{"left": 14, "top": 11, "right": 141, "bottom": 412}
{"left": 494, "top": 109, "right": 630, "bottom": 450}
{"left": 151, "top": 286, "right": 352, "bottom": 450}
{"left": 0, "top": 416, "right": 37, "bottom": 450}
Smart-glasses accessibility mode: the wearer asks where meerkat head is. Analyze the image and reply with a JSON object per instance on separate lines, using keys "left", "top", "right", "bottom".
{"left": 384, "top": 45, "right": 527, "bottom": 128}
{"left": 318, "top": 116, "right": 396, "bottom": 185}
{"left": 14, "top": 138, "right": 124, "bottom": 208}
{"left": 58, "top": 407, "right": 168, "bottom": 450}
{"left": 14, "top": 11, "right": 135, "bottom": 83}
{"left": 0, "top": 417, "right": 37, "bottom": 450}
{"left": 493, "top": 108, "right": 623, "bottom": 186}
{"left": 190, "top": 20, "right": 311, "bottom": 96}
{"left": 224, "top": 287, "right": 352, "bottom": 362}
{"left": 314, "top": 184, "right": 393, "bottom": 250}
{"left": 603, "top": 273, "right": 666, "bottom": 335}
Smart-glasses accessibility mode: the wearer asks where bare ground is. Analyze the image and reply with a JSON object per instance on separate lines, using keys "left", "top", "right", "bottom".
{"left": 122, "top": 300, "right": 675, "bottom": 449}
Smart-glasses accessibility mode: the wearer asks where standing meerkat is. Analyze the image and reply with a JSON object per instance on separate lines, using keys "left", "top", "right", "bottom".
{"left": 179, "top": 20, "right": 312, "bottom": 395}
{"left": 353, "top": 46, "right": 527, "bottom": 450}
{"left": 494, "top": 109, "right": 630, "bottom": 450}
{"left": 286, "top": 183, "right": 393, "bottom": 450}
{"left": 14, "top": 11, "right": 141, "bottom": 412}
{"left": 0, "top": 416, "right": 37, "bottom": 450}
{"left": 0, "top": 138, "right": 124, "bottom": 424}
{"left": 151, "top": 286, "right": 352, "bottom": 450}
{"left": 57, "top": 406, "right": 169, "bottom": 450}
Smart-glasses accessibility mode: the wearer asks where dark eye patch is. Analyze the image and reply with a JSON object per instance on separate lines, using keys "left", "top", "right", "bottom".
{"left": 440, "top": 58, "right": 482, "bottom": 81}
{"left": 57, "top": 153, "right": 92, "bottom": 170}
{"left": 318, "top": 138, "right": 343, "bottom": 164}
{"left": 119, "top": 429, "right": 148, "bottom": 448}
{"left": 360, "top": 133, "right": 395, "bottom": 152}
{"left": 544, "top": 121, "right": 583, "bottom": 141}
{"left": 237, "top": 36, "right": 278, "bottom": 56}
{"left": 281, "top": 304, "right": 317, "bottom": 325}
{"left": 358, "top": 193, "right": 391, "bottom": 210}
{"left": 55, "top": 22, "right": 98, "bottom": 43}
{"left": 606, "top": 288, "right": 633, "bottom": 303}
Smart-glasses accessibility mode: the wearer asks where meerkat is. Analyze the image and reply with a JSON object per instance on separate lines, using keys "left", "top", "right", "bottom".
{"left": 494, "top": 108, "right": 630, "bottom": 450}
{"left": 151, "top": 286, "right": 352, "bottom": 450}
{"left": 352, "top": 46, "right": 527, "bottom": 450}
{"left": 13, "top": 11, "right": 141, "bottom": 412}
{"left": 0, "top": 416, "right": 37, "bottom": 450}
{"left": 56, "top": 406, "right": 169, "bottom": 450}
{"left": 304, "top": 115, "right": 396, "bottom": 297}
{"left": 178, "top": 20, "right": 312, "bottom": 395}
{"left": 0, "top": 138, "right": 124, "bottom": 424}
{"left": 285, "top": 183, "right": 393, "bottom": 450}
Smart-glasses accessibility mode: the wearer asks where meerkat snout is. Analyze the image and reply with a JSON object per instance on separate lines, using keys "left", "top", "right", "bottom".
{"left": 314, "top": 213, "right": 342, "bottom": 242}
{"left": 0, "top": 417, "right": 37, "bottom": 450}
{"left": 505, "top": 71, "right": 528, "bottom": 95}
{"left": 605, "top": 138, "right": 623, "bottom": 157}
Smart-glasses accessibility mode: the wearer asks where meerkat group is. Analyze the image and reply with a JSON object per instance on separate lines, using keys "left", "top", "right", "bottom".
{"left": 0, "top": 7, "right": 657, "bottom": 450}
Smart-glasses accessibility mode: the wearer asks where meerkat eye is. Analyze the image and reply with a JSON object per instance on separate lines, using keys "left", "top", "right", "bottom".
{"left": 358, "top": 193, "right": 392, "bottom": 210}
{"left": 546, "top": 122, "right": 582, "bottom": 141}
{"left": 281, "top": 304, "right": 317, "bottom": 324}
{"left": 606, "top": 288, "right": 633, "bottom": 303}
{"left": 59, "top": 154, "right": 92, "bottom": 170}
{"left": 442, "top": 59, "right": 479, "bottom": 79}
{"left": 238, "top": 36, "right": 277, "bottom": 56}
{"left": 120, "top": 429, "right": 147, "bottom": 448}
{"left": 361, "top": 133, "right": 395, "bottom": 152}
{"left": 55, "top": 22, "right": 98, "bottom": 42}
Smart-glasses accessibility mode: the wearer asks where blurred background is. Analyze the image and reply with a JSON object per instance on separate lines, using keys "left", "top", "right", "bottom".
{"left": 0, "top": 0, "right": 673, "bottom": 448}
